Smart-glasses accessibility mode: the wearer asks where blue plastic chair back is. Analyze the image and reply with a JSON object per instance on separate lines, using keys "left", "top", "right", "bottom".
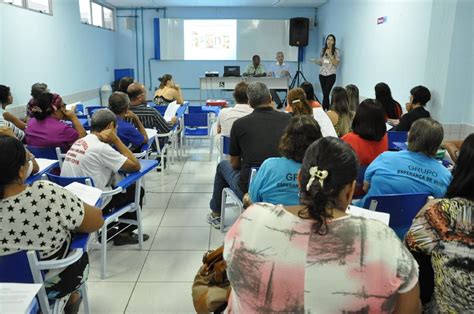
{"left": 86, "top": 106, "right": 104, "bottom": 117}
{"left": 388, "top": 131, "right": 408, "bottom": 150}
{"left": 74, "top": 104, "right": 85, "bottom": 116}
{"left": 152, "top": 105, "right": 167, "bottom": 116}
{"left": 27, "top": 146, "right": 59, "bottom": 160}
{"left": 222, "top": 135, "right": 231, "bottom": 155}
{"left": 176, "top": 104, "right": 188, "bottom": 118}
{"left": 0, "top": 251, "right": 35, "bottom": 283}
{"left": 354, "top": 165, "right": 368, "bottom": 197}
{"left": 189, "top": 106, "right": 205, "bottom": 114}
{"left": 363, "top": 192, "right": 430, "bottom": 239}
{"left": 184, "top": 113, "right": 208, "bottom": 127}
{"left": 46, "top": 171, "right": 95, "bottom": 187}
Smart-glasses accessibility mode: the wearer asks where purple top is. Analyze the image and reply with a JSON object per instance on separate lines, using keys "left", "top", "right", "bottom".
{"left": 26, "top": 116, "right": 79, "bottom": 150}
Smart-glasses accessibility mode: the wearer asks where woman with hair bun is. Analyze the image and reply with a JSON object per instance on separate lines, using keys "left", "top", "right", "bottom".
{"left": 153, "top": 74, "right": 184, "bottom": 105}
{"left": 224, "top": 137, "right": 421, "bottom": 313}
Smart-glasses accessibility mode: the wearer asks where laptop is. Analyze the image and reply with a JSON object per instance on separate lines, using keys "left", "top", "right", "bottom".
{"left": 223, "top": 66, "right": 240, "bottom": 77}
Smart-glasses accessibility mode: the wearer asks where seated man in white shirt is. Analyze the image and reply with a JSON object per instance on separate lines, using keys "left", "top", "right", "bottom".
{"left": 267, "top": 51, "right": 291, "bottom": 109}
{"left": 61, "top": 109, "right": 148, "bottom": 246}
{"left": 216, "top": 81, "right": 253, "bottom": 137}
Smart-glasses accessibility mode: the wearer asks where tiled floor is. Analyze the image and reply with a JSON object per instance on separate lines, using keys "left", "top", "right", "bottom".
{"left": 80, "top": 145, "right": 227, "bottom": 313}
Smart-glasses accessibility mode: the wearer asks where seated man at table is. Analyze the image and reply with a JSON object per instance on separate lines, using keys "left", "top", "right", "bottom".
{"left": 208, "top": 82, "right": 291, "bottom": 228}
{"left": 358, "top": 118, "right": 452, "bottom": 207}
{"left": 61, "top": 109, "right": 148, "bottom": 245}
{"left": 267, "top": 51, "right": 291, "bottom": 109}
{"left": 216, "top": 81, "right": 253, "bottom": 137}
{"left": 108, "top": 92, "right": 148, "bottom": 153}
{"left": 243, "top": 55, "right": 266, "bottom": 77}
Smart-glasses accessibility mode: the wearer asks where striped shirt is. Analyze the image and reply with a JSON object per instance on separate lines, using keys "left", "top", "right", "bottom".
{"left": 128, "top": 104, "right": 172, "bottom": 134}
{"left": 0, "top": 108, "right": 24, "bottom": 141}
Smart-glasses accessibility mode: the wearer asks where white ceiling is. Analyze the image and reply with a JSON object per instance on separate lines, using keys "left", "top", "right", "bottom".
{"left": 104, "top": 0, "right": 326, "bottom": 8}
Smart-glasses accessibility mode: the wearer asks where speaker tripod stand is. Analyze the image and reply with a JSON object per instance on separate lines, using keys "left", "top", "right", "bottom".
{"left": 289, "top": 59, "right": 307, "bottom": 89}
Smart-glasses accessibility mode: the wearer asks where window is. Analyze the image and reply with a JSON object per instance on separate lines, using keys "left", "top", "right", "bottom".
{"left": 3, "top": 0, "right": 23, "bottom": 6}
{"left": 27, "top": 0, "right": 49, "bottom": 13}
{"left": 79, "top": 0, "right": 91, "bottom": 24}
{"left": 91, "top": 2, "right": 103, "bottom": 27}
{"left": 103, "top": 6, "right": 114, "bottom": 30}
{"left": 2, "top": 0, "right": 51, "bottom": 14}
{"left": 79, "top": 0, "right": 115, "bottom": 31}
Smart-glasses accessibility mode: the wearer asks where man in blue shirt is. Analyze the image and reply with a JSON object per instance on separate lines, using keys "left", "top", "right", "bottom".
{"left": 358, "top": 118, "right": 452, "bottom": 207}
{"left": 268, "top": 51, "right": 291, "bottom": 109}
{"left": 108, "top": 92, "right": 148, "bottom": 153}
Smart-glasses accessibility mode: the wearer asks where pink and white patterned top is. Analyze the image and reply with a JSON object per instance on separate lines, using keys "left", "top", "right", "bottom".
{"left": 319, "top": 48, "right": 341, "bottom": 76}
{"left": 224, "top": 203, "right": 418, "bottom": 313}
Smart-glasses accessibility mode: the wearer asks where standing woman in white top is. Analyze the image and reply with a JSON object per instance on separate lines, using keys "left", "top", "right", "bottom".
{"left": 312, "top": 34, "right": 341, "bottom": 111}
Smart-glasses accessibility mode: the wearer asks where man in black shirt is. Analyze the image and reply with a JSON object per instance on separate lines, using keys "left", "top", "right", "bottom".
{"left": 394, "top": 85, "right": 431, "bottom": 131}
{"left": 208, "top": 82, "right": 291, "bottom": 229}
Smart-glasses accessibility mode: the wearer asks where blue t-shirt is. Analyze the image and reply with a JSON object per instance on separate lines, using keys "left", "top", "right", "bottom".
{"left": 357, "top": 150, "right": 452, "bottom": 207}
{"left": 116, "top": 117, "right": 144, "bottom": 149}
{"left": 249, "top": 157, "right": 301, "bottom": 206}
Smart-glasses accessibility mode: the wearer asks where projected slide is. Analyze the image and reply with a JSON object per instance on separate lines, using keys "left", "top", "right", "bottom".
{"left": 183, "top": 20, "right": 237, "bottom": 60}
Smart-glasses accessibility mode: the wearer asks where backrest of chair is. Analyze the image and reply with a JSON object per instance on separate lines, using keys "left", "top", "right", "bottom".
{"left": 221, "top": 136, "right": 230, "bottom": 155}
{"left": 388, "top": 131, "right": 408, "bottom": 150}
{"left": 356, "top": 165, "right": 367, "bottom": 184}
{"left": 152, "top": 105, "right": 168, "bottom": 116}
{"left": 46, "top": 172, "right": 94, "bottom": 187}
{"left": 184, "top": 113, "right": 209, "bottom": 127}
{"left": 0, "top": 251, "right": 34, "bottom": 283}
{"left": 27, "top": 146, "right": 60, "bottom": 160}
{"left": 364, "top": 193, "right": 430, "bottom": 238}
{"left": 86, "top": 106, "right": 104, "bottom": 118}
{"left": 188, "top": 106, "right": 205, "bottom": 114}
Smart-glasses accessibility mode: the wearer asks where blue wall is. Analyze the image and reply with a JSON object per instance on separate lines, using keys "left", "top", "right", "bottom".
{"left": 1, "top": 0, "right": 116, "bottom": 106}
{"left": 115, "top": 7, "right": 320, "bottom": 102}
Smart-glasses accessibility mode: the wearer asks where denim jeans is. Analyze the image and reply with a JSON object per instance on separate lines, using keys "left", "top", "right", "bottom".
{"left": 209, "top": 160, "right": 243, "bottom": 215}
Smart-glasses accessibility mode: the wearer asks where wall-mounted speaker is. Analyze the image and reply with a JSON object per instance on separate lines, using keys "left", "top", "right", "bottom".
{"left": 289, "top": 17, "right": 309, "bottom": 47}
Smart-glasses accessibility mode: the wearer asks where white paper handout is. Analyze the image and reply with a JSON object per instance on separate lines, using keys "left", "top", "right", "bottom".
{"left": 346, "top": 205, "right": 390, "bottom": 225}
{"left": 0, "top": 283, "right": 42, "bottom": 314}
{"left": 64, "top": 182, "right": 102, "bottom": 206}
{"left": 164, "top": 101, "right": 180, "bottom": 122}
{"left": 313, "top": 107, "right": 338, "bottom": 137}
{"left": 34, "top": 158, "right": 58, "bottom": 173}
{"left": 145, "top": 128, "right": 158, "bottom": 140}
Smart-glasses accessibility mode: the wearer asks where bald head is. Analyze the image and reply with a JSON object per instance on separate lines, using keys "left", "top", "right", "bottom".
{"left": 127, "top": 83, "right": 146, "bottom": 105}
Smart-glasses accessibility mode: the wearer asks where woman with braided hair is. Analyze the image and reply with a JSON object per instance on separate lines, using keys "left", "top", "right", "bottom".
{"left": 224, "top": 137, "right": 421, "bottom": 313}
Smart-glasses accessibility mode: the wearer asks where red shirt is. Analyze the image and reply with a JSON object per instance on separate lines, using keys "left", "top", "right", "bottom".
{"left": 342, "top": 132, "right": 388, "bottom": 166}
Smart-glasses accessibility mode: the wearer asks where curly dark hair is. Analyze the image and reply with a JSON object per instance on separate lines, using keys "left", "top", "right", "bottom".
{"left": 279, "top": 115, "right": 322, "bottom": 163}
{"left": 0, "top": 136, "right": 26, "bottom": 199}
{"left": 298, "top": 137, "right": 358, "bottom": 235}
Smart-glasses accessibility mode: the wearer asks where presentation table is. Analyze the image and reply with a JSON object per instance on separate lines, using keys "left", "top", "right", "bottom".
{"left": 199, "top": 77, "right": 289, "bottom": 104}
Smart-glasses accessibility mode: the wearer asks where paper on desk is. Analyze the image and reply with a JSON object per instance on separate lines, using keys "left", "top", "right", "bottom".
{"left": 34, "top": 158, "right": 58, "bottom": 172}
{"left": 145, "top": 128, "right": 157, "bottom": 139}
{"left": 0, "top": 283, "right": 42, "bottom": 314}
{"left": 386, "top": 123, "right": 394, "bottom": 131}
{"left": 64, "top": 182, "right": 102, "bottom": 206}
{"left": 164, "top": 101, "right": 180, "bottom": 122}
{"left": 346, "top": 205, "right": 390, "bottom": 225}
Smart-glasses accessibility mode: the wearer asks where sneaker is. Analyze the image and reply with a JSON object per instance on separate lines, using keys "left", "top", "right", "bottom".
{"left": 113, "top": 232, "right": 150, "bottom": 246}
{"left": 207, "top": 212, "right": 221, "bottom": 229}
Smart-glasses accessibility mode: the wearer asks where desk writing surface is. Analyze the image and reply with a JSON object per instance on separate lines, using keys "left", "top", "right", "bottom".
{"left": 200, "top": 77, "right": 288, "bottom": 90}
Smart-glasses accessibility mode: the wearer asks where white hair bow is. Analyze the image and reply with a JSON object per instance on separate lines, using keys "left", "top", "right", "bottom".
{"left": 306, "top": 166, "right": 329, "bottom": 191}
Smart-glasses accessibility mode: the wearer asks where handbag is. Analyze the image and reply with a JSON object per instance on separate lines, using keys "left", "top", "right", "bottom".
{"left": 192, "top": 246, "right": 231, "bottom": 313}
